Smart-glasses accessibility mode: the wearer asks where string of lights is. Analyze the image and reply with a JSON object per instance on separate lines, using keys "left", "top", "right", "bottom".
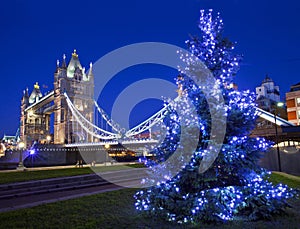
{"left": 134, "top": 9, "right": 298, "bottom": 224}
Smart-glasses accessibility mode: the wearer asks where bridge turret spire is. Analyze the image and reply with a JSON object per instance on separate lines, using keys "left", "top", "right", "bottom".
{"left": 24, "top": 87, "right": 29, "bottom": 97}
{"left": 72, "top": 49, "right": 78, "bottom": 58}
{"left": 88, "top": 62, "right": 94, "bottom": 80}
{"left": 21, "top": 87, "right": 29, "bottom": 107}
{"left": 29, "top": 82, "right": 42, "bottom": 104}
{"left": 55, "top": 59, "right": 60, "bottom": 73}
{"left": 67, "top": 49, "right": 85, "bottom": 79}
{"left": 61, "top": 54, "right": 67, "bottom": 68}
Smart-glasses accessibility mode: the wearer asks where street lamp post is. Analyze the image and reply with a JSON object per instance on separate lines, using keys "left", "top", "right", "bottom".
{"left": 274, "top": 102, "right": 284, "bottom": 172}
{"left": 46, "top": 135, "right": 51, "bottom": 144}
{"left": 104, "top": 144, "right": 110, "bottom": 166}
{"left": 17, "top": 142, "right": 26, "bottom": 171}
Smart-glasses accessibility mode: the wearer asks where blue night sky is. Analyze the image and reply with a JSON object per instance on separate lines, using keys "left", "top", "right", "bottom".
{"left": 0, "top": 0, "right": 300, "bottom": 136}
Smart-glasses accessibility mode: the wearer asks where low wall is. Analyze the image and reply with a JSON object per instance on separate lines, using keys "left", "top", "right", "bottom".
{"left": 3, "top": 144, "right": 299, "bottom": 174}
{"left": 0, "top": 145, "right": 130, "bottom": 168}
{"left": 22, "top": 145, "right": 110, "bottom": 167}
{"left": 259, "top": 147, "right": 300, "bottom": 176}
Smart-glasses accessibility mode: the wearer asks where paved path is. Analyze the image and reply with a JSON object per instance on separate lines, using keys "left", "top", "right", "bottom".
{"left": 0, "top": 183, "right": 123, "bottom": 213}
{"left": 0, "top": 162, "right": 136, "bottom": 173}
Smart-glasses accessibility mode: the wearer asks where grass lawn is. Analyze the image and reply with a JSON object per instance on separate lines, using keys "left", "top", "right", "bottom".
{"left": 0, "top": 172, "right": 299, "bottom": 228}
{"left": 268, "top": 172, "right": 300, "bottom": 189}
{"left": 0, "top": 163, "right": 144, "bottom": 185}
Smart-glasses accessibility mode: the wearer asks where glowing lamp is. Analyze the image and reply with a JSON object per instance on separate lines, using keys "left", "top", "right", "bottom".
{"left": 277, "top": 102, "right": 284, "bottom": 107}
{"left": 29, "top": 149, "right": 35, "bottom": 155}
{"left": 18, "top": 142, "right": 25, "bottom": 149}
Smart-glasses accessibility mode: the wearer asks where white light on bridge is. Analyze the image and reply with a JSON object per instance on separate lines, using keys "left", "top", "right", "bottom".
{"left": 18, "top": 142, "right": 25, "bottom": 149}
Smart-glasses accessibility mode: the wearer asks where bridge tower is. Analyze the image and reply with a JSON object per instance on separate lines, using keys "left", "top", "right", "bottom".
{"left": 20, "top": 83, "right": 52, "bottom": 147}
{"left": 54, "top": 50, "right": 94, "bottom": 144}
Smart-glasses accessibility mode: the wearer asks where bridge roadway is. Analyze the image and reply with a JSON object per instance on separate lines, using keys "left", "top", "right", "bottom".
{"left": 64, "top": 138, "right": 159, "bottom": 147}
{"left": 0, "top": 164, "right": 146, "bottom": 213}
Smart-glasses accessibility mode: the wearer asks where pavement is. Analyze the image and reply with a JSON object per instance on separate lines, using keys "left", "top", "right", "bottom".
{"left": 0, "top": 161, "right": 137, "bottom": 173}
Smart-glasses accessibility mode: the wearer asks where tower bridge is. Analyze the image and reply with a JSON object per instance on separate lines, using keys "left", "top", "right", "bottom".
{"left": 20, "top": 50, "right": 164, "bottom": 153}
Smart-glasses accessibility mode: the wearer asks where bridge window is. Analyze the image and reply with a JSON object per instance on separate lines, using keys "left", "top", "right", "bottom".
{"left": 75, "top": 99, "right": 83, "bottom": 111}
{"left": 61, "top": 109, "right": 65, "bottom": 122}
{"left": 69, "top": 115, "right": 74, "bottom": 121}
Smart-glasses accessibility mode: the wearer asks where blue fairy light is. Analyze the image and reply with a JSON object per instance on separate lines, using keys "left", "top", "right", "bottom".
{"left": 133, "top": 9, "right": 297, "bottom": 225}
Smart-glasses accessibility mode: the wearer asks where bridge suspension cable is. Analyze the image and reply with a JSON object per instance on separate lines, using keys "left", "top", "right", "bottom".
{"left": 124, "top": 97, "right": 182, "bottom": 138}
{"left": 125, "top": 104, "right": 170, "bottom": 138}
{"left": 125, "top": 99, "right": 296, "bottom": 138}
{"left": 94, "top": 101, "right": 124, "bottom": 134}
{"left": 64, "top": 93, "right": 121, "bottom": 140}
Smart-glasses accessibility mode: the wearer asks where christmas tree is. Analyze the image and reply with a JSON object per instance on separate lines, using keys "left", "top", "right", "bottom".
{"left": 134, "top": 9, "right": 297, "bottom": 223}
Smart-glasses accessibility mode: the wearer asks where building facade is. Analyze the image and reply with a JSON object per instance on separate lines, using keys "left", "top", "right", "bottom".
{"left": 286, "top": 82, "right": 300, "bottom": 125}
{"left": 255, "top": 75, "right": 280, "bottom": 112}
